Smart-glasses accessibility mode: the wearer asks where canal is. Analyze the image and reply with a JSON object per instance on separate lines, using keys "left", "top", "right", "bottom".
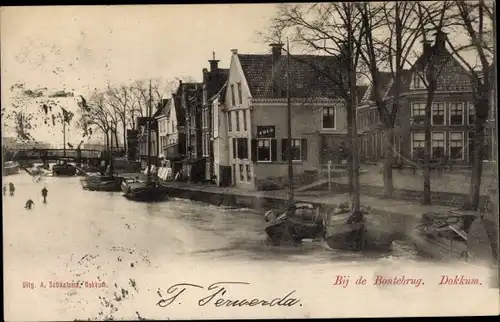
{"left": 4, "top": 173, "right": 483, "bottom": 320}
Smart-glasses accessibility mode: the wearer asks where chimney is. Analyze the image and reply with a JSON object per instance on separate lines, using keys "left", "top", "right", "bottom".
{"left": 269, "top": 43, "right": 284, "bottom": 62}
{"left": 209, "top": 50, "right": 220, "bottom": 72}
{"left": 434, "top": 30, "right": 447, "bottom": 49}
{"left": 421, "top": 39, "right": 433, "bottom": 56}
{"left": 269, "top": 43, "right": 284, "bottom": 98}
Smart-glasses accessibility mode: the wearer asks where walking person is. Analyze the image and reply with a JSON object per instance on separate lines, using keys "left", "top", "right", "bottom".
{"left": 25, "top": 199, "right": 35, "bottom": 210}
{"left": 3, "top": 184, "right": 6, "bottom": 196}
{"left": 9, "top": 182, "right": 15, "bottom": 196}
{"left": 41, "top": 187, "right": 48, "bottom": 203}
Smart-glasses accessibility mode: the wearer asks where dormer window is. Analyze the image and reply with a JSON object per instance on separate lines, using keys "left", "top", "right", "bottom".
{"left": 412, "top": 73, "right": 424, "bottom": 89}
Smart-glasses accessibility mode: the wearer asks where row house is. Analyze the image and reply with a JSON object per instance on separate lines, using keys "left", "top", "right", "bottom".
{"left": 358, "top": 31, "right": 483, "bottom": 166}
{"left": 154, "top": 99, "right": 170, "bottom": 164}
{"left": 181, "top": 81, "right": 205, "bottom": 181}
{"left": 201, "top": 53, "right": 229, "bottom": 181}
{"left": 210, "top": 81, "right": 231, "bottom": 186}
{"left": 222, "top": 44, "right": 347, "bottom": 190}
{"left": 136, "top": 116, "right": 158, "bottom": 169}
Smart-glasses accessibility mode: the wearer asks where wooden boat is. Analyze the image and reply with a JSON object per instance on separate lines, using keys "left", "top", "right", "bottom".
{"left": 81, "top": 175, "right": 122, "bottom": 191}
{"left": 324, "top": 204, "right": 397, "bottom": 251}
{"left": 3, "top": 161, "right": 20, "bottom": 176}
{"left": 265, "top": 202, "right": 326, "bottom": 246}
{"left": 408, "top": 210, "right": 481, "bottom": 261}
{"left": 123, "top": 181, "right": 169, "bottom": 202}
{"left": 52, "top": 160, "right": 77, "bottom": 176}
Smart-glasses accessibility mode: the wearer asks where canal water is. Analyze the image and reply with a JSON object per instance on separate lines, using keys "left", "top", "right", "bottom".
{"left": 4, "top": 172, "right": 491, "bottom": 320}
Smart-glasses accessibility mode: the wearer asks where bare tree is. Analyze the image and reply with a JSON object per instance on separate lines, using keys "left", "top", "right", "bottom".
{"left": 264, "top": 3, "right": 366, "bottom": 209}
{"left": 424, "top": 0, "right": 494, "bottom": 210}
{"left": 107, "top": 84, "right": 135, "bottom": 153}
{"left": 355, "top": 1, "right": 428, "bottom": 197}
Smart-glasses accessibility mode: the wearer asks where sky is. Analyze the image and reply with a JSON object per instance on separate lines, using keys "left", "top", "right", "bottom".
{"left": 1, "top": 4, "right": 277, "bottom": 145}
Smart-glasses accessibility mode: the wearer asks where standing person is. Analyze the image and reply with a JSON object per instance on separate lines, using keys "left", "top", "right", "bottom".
{"left": 9, "top": 183, "right": 15, "bottom": 196}
{"left": 41, "top": 187, "right": 48, "bottom": 203}
{"left": 3, "top": 185, "right": 6, "bottom": 196}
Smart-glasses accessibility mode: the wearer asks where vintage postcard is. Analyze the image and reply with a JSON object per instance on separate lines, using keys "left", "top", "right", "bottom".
{"left": 2, "top": 3, "right": 499, "bottom": 320}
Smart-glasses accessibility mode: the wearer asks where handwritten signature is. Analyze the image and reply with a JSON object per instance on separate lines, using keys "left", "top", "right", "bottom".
{"left": 156, "top": 281, "right": 301, "bottom": 308}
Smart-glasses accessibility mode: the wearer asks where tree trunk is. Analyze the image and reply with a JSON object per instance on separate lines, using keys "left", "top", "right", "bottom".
{"left": 383, "top": 127, "right": 394, "bottom": 197}
{"left": 346, "top": 104, "right": 354, "bottom": 194}
{"left": 466, "top": 118, "right": 486, "bottom": 210}
{"left": 423, "top": 90, "right": 434, "bottom": 205}
{"left": 114, "top": 129, "right": 120, "bottom": 150}
{"left": 122, "top": 120, "right": 127, "bottom": 154}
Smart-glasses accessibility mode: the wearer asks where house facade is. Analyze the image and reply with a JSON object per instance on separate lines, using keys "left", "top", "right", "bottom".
{"left": 154, "top": 99, "right": 169, "bottom": 164}
{"left": 210, "top": 82, "right": 231, "bottom": 186}
{"left": 358, "top": 33, "right": 479, "bottom": 166}
{"left": 136, "top": 116, "right": 158, "bottom": 169}
{"left": 224, "top": 45, "right": 347, "bottom": 190}
{"left": 201, "top": 54, "right": 229, "bottom": 181}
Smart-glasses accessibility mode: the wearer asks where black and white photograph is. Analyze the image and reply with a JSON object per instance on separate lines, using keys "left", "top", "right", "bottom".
{"left": 1, "top": 3, "right": 499, "bottom": 320}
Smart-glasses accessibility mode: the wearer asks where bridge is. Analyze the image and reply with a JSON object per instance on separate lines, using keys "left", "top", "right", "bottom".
{"left": 4, "top": 148, "right": 103, "bottom": 165}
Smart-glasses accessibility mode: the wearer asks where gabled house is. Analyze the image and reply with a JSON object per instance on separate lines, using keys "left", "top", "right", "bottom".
{"left": 210, "top": 81, "right": 231, "bottom": 186}
{"left": 154, "top": 99, "right": 169, "bottom": 164}
{"left": 136, "top": 116, "right": 158, "bottom": 169}
{"left": 201, "top": 53, "right": 229, "bottom": 181}
{"left": 224, "top": 44, "right": 347, "bottom": 190}
{"left": 358, "top": 30, "right": 476, "bottom": 166}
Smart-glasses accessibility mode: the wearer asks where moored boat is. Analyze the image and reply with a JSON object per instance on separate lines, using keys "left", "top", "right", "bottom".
{"left": 324, "top": 203, "right": 397, "bottom": 251}
{"left": 408, "top": 210, "right": 481, "bottom": 261}
{"left": 52, "top": 160, "right": 77, "bottom": 176}
{"left": 81, "top": 175, "right": 123, "bottom": 191}
{"left": 265, "top": 202, "right": 326, "bottom": 246}
{"left": 123, "top": 181, "right": 169, "bottom": 202}
{"left": 3, "top": 161, "right": 20, "bottom": 176}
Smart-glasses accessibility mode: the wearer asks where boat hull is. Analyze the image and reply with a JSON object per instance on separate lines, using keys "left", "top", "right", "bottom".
{"left": 123, "top": 183, "right": 169, "bottom": 202}
{"left": 3, "top": 162, "right": 20, "bottom": 176}
{"left": 325, "top": 212, "right": 396, "bottom": 251}
{"left": 53, "top": 165, "right": 77, "bottom": 176}
{"left": 265, "top": 217, "right": 325, "bottom": 245}
{"left": 81, "top": 176, "right": 123, "bottom": 192}
{"left": 408, "top": 228, "right": 468, "bottom": 261}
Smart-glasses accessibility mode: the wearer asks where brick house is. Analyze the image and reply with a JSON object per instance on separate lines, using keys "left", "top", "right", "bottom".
{"left": 358, "top": 31, "right": 479, "bottom": 166}
{"left": 224, "top": 44, "right": 347, "bottom": 190}
{"left": 201, "top": 53, "right": 229, "bottom": 181}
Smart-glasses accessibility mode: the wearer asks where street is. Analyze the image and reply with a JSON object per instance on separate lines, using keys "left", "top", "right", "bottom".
{"left": 1, "top": 173, "right": 476, "bottom": 320}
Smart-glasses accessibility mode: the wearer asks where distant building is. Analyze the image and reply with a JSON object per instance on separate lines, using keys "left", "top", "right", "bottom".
{"left": 358, "top": 31, "right": 482, "bottom": 166}
{"left": 136, "top": 116, "right": 158, "bottom": 169}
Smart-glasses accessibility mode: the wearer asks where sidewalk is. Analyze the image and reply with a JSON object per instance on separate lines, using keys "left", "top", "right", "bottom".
{"left": 161, "top": 181, "right": 454, "bottom": 219}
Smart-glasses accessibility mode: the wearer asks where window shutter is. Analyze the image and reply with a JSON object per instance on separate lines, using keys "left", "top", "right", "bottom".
{"left": 251, "top": 139, "right": 257, "bottom": 162}
{"left": 271, "top": 139, "right": 277, "bottom": 161}
{"left": 281, "top": 139, "right": 288, "bottom": 161}
{"left": 301, "top": 138, "right": 307, "bottom": 161}
{"left": 232, "top": 138, "right": 236, "bottom": 159}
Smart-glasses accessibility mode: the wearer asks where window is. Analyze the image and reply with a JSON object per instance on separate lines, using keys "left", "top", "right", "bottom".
{"left": 228, "top": 112, "right": 232, "bottom": 132}
{"left": 239, "top": 164, "right": 244, "bottom": 181}
{"left": 237, "top": 82, "right": 243, "bottom": 105}
{"left": 243, "top": 110, "right": 247, "bottom": 131}
{"left": 281, "top": 138, "right": 302, "bottom": 161}
{"left": 231, "top": 84, "right": 236, "bottom": 106}
{"left": 412, "top": 73, "right": 423, "bottom": 89}
{"left": 468, "top": 103, "right": 475, "bottom": 125}
{"left": 432, "top": 132, "right": 445, "bottom": 159}
{"left": 432, "top": 103, "right": 445, "bottom": 125}
{"left": 246, "top": 165, "right": 251, "bottom": 182}
{"left": 171, "top": 121, "right": 175, "bottom": 133}
{"left": 232, "top": 164, "right": 236, "bottom": 184}
{"left": 257, "top": 139, "right": 271, "bottom": 162}
{"left": 449, "top": 103, "right": 464, "bottom": 125}
{"left": 201, "top": 110, "right": 205, "bottom": 128}
{"left": 236, "top": 111, "right": 240, "bottom": 132}
{"left": 411, "top": 103, "right": 425, "bottom": 125}
{"left": 449, "top": 132, "right": 464, "bottom": 159}
{"left": 322, "top": 107, "right": 336, "bottom": 129}
{"left": 237, "top": 138, "right": 248, "bottom": 159}
{"left": 412, "top": 132, "right": 425, "bottom": 159}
